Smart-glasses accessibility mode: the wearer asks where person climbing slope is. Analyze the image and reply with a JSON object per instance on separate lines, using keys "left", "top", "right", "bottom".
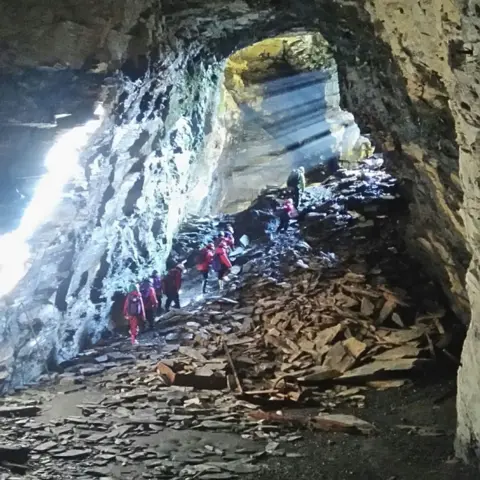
{"left": 196, "top": 243, "right": 215, "bottom": 293}
{"left": 140, "top": 279, "right": 159, "bottom": 330}
{"left": 214, "top": 231, "right": 226, "bottom": 247}
{"left": 123, "top": 284, "right": 146, "bottom": 345}
{"left": 277, "top": 198, "right": 298, "bottom": 233}
{"left": 162, "top": 264, "right": 185, "bottom": 311}
{"left": 152, "top": 270, "right": 163, "bottom": 314}
{"left": 224, "top": 224, "right": 235, "bottom": 250}
{"left": 212, "top": 240, "right": 232, "bottom": 291}
{"left": 286, "top": 166, "right": 306, "bottom": 208}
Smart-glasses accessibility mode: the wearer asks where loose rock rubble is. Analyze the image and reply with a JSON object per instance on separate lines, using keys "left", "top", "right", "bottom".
{"left": 0, "top": 339, "right": 313, "bottom": 479}
{"left": 0, "top": 165, "right": 464, "bottom": 479}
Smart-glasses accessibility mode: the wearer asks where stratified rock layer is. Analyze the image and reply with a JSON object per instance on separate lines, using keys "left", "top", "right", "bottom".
{"left": 0, "top": 0, "right": 479, "bottom": 463}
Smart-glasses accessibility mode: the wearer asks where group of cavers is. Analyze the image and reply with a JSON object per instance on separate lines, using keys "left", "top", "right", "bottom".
{"left": 122, "top": 166, "right": 305, "bottom": 345}
{"left": 123, "top": 225, "right": 236, "bottom": 345}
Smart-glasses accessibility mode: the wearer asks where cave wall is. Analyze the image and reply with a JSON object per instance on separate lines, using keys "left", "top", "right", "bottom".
{"left": 450, "top": 1, "right": 480, "bottom": 464}
{"left": 1, "top": 0, "right": 480, "bottom": 462}
{"left": 0, "top": 0, "right": 232, "bottom": 383}
{"left": 342, "top": 0, "right": 479, "bottom": 460}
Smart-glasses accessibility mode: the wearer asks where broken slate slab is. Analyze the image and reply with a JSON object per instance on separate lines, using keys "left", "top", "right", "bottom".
{"left": 360, "top": 297, "right": 375, "bottom": 316}
{"left": 198, "top": 474, "right": 236, "bottom": 480}
{"left": 219, "top": 461, "right": 262, "bottom": 474}
{"left": 126, "top": 416, "right": 164, "bottom": 426}
{"left": 85, "top": 467, "right": 112, "bottom": 477}
{"left": 374, "top": 345, "right": 421, "bottom": 361}
{"left": 313, "top": 413, "right": 376, "bottom": 435}
{"left": 58, "top": 374, "right": 84, "bottom": 386}
{"left": 385, "top": 327, "right": 425, "bottom": 345}
{"left": 53, "top": 449, "right": 91, "bottom": 460}
{"left": 178, "top": 346, "right": 207, "bottom": 362}
{"left": 0, "top": 405, "right": 40, "bottom": 417}
{"left": 107, "top": 352, "right": 135, "bottom": 362}
{"left": 297, "top": 366, "right": 341, "bottom": 384}
{"left": 195, "top": 366, "right": 215, "bottom": 377}
{"left": 94, "top": 355, "right": 109, "bottom": 363}
{"left": 85, "top": 433, "right": 107, "bottom": 442}
{"left": 34, "top": 441, "right": 57, "bottom": 453}
{"left": 337, "top": 358, "right": 431, "bottom": 382}
{"left": 195, "top": 420, "right": 235, "bottom": 430}
{"left": 121, "top": 390, "right": 149, "bottom": 401}
{"left": 265, "top": 441, "right": 279, "bottom": 453}
{"left": 79, "top": 366, "right": 105, "bottom": 376}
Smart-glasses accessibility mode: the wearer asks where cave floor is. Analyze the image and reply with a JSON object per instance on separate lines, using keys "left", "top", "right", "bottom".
{"left": 2, "top": 165, "right": 477, "bottom": 478}
{"left": 246, "top": 378, "right": 477, "bottom": 480}
{"left": 1, "top": 343, "right": 477, "bottom": 479}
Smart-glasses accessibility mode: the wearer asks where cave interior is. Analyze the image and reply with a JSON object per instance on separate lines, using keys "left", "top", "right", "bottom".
{"left": 1, "top": 0, "right": 480, "bottom": 472}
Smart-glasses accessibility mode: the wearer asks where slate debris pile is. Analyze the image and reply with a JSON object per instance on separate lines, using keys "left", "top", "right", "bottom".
{"left": 197, "top": 269, "right": 450, "bottom": 400}
{"left": 148, "top": 252, "right": 453, "bottom": 411}
{"left": 170, "top": 165, "right": 411, "bottom": 290}
{"left": 152, "top": 167, "right": 454, "bottom": 405}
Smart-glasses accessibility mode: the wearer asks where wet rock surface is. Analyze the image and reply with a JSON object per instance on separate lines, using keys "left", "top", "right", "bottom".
{"left": 0, "top": 165, "right": 475, "bottom": 479}
{"left": 212, "top": 34, "right": 362, "bottom": 214}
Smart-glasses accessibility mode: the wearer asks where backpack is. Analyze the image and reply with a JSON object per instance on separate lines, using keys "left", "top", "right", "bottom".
{"left": 164, "top": 269, "right": 178, "bottom": 292}
{"left": 127, "top": 294, "right": 142, "bottom": 316}
{"left": 152, "top": 276, "right": 161, "bottom": 290}
{"left": 287, "top": 170, "right": 300, "bottom": 188}
{"left": 289, "top": 205, "right": 299, "bottom": 219}
{"left": 212, "top": 254, "right": 221, "bottom": 272}
{"left": 195, "top": 249, "right": 207, "bottom": 266}
{"left": 140, "top": 285, "right": 150, "bottom": 301}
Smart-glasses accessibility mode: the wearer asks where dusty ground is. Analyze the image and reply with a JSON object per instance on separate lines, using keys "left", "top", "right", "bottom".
{"left": 249, "top": 378, "right": 477, "bottom": 480}
{"left": 5, "top": 368, "right": 476, "bottom": 479}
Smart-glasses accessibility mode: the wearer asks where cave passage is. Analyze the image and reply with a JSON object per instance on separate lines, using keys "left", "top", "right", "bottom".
{"left": 160, "top": 33, "right": 380, "bottom": 310}
{"left": 0, "top": 31, "right": 378, "bottom": 387}
{"left": 0, "top": 5, "right": 476, "bottom": 477}
{"left": 212, "top": 33, "right": 373, "bottom": 214}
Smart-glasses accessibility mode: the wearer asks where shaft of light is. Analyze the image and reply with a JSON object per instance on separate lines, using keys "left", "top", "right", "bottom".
{"left": 0, "top": 106, "right": 105, "bottom": 298}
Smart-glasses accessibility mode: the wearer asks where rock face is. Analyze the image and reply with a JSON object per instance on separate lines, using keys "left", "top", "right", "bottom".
{"left": 0, "top": 0, "right": 479, "bottom": 464}
{"left": 0, "top": 0, "right": 230, "bottom": 383}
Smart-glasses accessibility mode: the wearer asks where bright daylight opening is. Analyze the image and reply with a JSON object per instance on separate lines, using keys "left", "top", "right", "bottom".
{"left": 0, "top": 105, "right": 105, "bottom": 297}
{"left": 213, "top": 32, "right": 374, "bottom": 214}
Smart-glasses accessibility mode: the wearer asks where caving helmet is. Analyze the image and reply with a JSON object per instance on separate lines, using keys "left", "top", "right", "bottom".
{"left": 128, "top": 283, "right": 138, "bottom": 293}
{"left": 218, "top": 231, "right": 225, "bottom": 237}
{"left": 226, "top": 225, "right": 234, "bottom": 234}
{"left": 207, "top": 243, "right": 214, "bottom": 250}
{"left": 298, "top": 166, "right": 305, "bottom": 173}
{"left": 285, "top": 198, "right": 293, "bottom": 205}
{"left": 152, "top": 270, "right": 158, "bottom": 276}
